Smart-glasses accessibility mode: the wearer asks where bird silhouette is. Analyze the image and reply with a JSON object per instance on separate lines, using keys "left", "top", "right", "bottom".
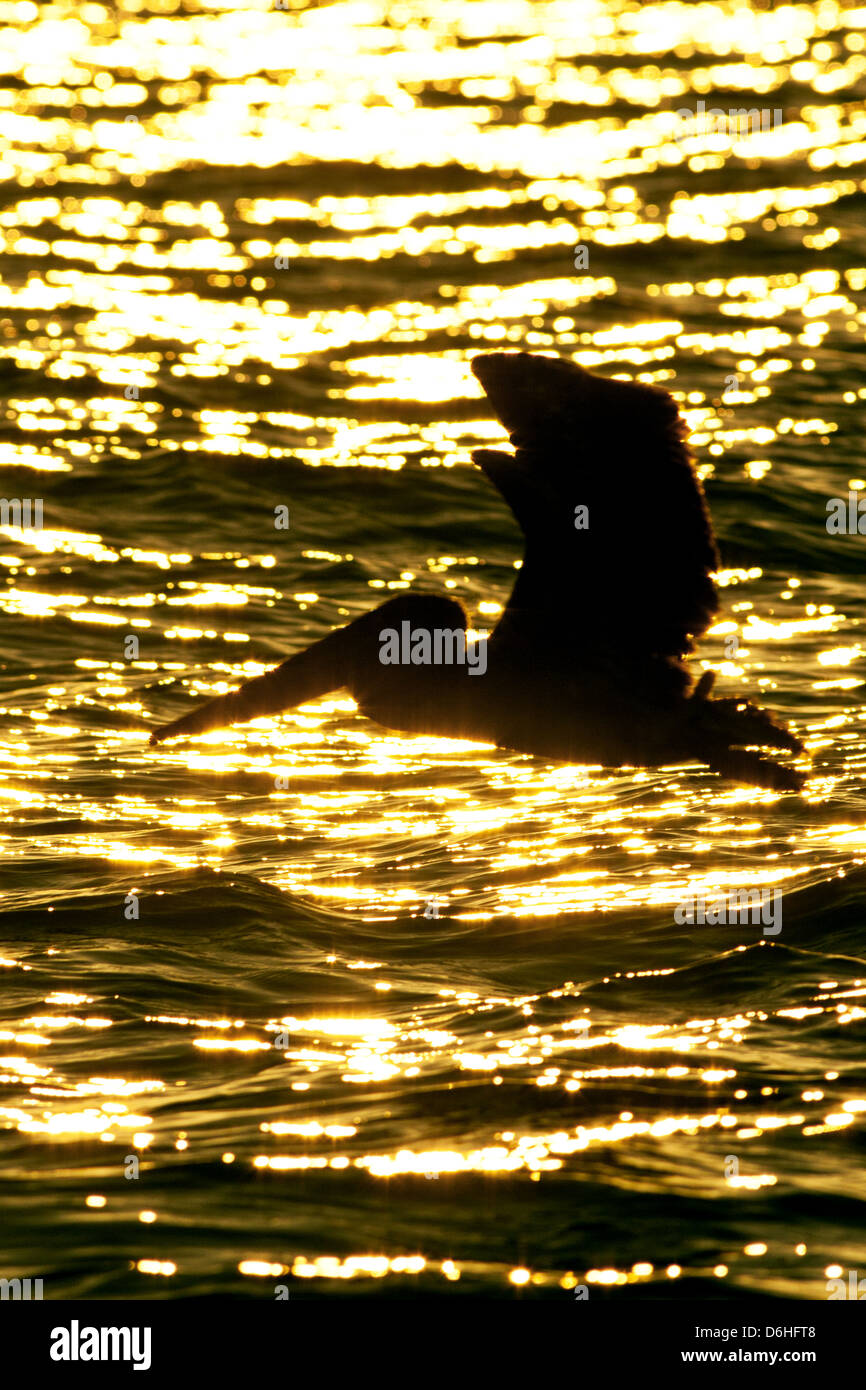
{"left": 149, "top": 351, "right": 805, "bottom": 792}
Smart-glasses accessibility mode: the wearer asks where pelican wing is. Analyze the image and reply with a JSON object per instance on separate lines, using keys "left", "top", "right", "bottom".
{"left": 471, "top": 352, "right": 719, "bottom": 660}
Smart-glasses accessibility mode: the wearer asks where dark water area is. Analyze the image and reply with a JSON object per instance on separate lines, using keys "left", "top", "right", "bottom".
{"left": 2, "top": 0, "right": 866, "bottom": 1300}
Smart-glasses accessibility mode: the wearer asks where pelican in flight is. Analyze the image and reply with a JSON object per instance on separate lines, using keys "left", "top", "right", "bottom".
{"left": 150, "top": 352, "right": 805, "bottom": 791}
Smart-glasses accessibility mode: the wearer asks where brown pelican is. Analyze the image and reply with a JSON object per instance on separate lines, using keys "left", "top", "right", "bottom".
{"left": 149, "top": 352, "right": 805, "bottom": 791}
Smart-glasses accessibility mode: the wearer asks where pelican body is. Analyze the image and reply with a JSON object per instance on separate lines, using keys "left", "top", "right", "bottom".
{"left": 150, "top": 353, "right": 805, "bottom": 792}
